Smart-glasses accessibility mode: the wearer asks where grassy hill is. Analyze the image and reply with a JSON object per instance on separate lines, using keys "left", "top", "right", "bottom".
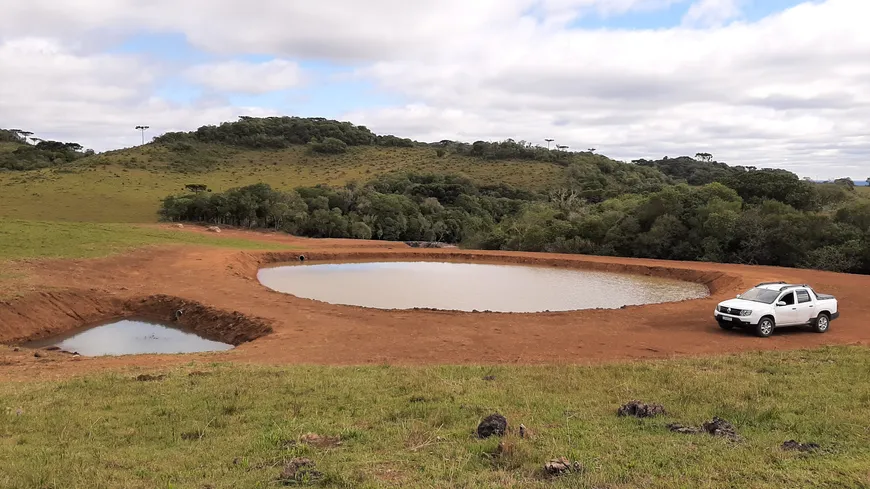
{"left": 0, "top": 144, "right": 567, "bottom": 223}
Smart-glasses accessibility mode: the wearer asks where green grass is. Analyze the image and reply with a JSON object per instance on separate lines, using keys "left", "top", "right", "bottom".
{"left": 0, "top": 219, "right": 292, "bottom": 261}
{"left": 0, "top": 145, "right": 566, "bottom": 223}
{"left": 1, "top": 347, "right": 869, "bottom": 488}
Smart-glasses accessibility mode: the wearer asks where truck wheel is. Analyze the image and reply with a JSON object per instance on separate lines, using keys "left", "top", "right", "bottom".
{"left": 812, "top": 313, "right": 830, "bottom": 333}
{"left": 755, "top": 317, "right": 775, "bottom": 338}
{"left": 718, "top": 321, "right": 734, "bottom": 331}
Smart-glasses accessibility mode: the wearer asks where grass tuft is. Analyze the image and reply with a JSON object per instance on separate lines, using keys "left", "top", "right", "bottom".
{"left": 0, "top": 219, "right": 294, "bottom": 261}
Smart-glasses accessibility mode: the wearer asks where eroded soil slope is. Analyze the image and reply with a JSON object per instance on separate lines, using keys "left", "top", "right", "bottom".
{"left": 2, "top": 226, "right": 868, "bottom": 379}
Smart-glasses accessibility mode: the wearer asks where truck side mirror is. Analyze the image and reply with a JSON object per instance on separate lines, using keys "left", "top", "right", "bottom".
{"left": 776, "top": 301, "right": 787, "bottom": 307}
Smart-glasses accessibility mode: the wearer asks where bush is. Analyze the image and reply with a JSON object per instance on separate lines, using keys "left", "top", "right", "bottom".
{"left": 309, "top": 137, "right": 348, "bottom": 155}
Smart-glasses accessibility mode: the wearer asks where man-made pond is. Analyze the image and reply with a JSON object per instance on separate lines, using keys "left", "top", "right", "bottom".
{"left": 258, "top": 261, "right": 708, "bottom": 312}
{"left": 24, "top": 319, "right": 234, "bottom": 356}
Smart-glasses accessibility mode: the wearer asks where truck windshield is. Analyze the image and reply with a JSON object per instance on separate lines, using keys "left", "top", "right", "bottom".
{"left": 739, "top": 288, "right": 780, "bottom": 304}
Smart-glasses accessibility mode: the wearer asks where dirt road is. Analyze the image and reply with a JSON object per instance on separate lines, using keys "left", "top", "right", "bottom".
{"left": 2, "top": 226, "right": 868, "bottom": 380}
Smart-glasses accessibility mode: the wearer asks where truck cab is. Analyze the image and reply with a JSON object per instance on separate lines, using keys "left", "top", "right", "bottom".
{"left": 714, "top": 282, "right": 839, "bottom": 337}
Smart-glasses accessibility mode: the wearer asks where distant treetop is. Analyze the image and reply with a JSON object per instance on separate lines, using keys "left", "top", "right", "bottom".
{"left": 153, "top": 116, "right": 416, "bottom": 149}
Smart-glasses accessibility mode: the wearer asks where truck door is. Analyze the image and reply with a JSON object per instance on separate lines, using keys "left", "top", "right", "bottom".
{"left": 776, "top": 292, "right": 799, "bottom": 325}
{"left": 795, "top": 288, "right": 815, "bottom": 323}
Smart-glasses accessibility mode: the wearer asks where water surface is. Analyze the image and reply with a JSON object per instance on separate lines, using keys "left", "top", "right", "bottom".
{"left": 25, "top": 319, "right": 234, "bottom": 356}
{"left": 258, "top": 261, "right": 708, "bottom": 312}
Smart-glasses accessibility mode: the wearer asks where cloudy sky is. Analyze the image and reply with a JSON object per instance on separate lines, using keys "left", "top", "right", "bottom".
{"left": 1, "top": 0, "right": 868, "bottom": 179}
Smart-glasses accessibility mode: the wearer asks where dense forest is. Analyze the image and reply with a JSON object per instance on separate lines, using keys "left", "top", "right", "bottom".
{"left": 0, "top": 129, "right": 92, "bottom": 170}
{"left": 160, "top": 167, "right": 870, "bottom": 274}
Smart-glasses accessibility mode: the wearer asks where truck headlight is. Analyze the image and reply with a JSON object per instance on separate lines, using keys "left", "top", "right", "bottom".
{"left": 741, "top": 310, "right": 752, "bottom": 317}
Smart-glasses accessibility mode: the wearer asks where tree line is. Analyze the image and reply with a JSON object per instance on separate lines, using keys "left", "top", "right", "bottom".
{"left": 159, "top": 165, "right": 870, "bottom": 275}
{"left": 0, "top": 129, "right": 92, "bottom": 171}
{"left": 153, "top": 116, "right": 417, "bottom": 154}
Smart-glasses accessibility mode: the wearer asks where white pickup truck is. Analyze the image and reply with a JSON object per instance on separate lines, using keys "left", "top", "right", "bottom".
{"left": 714, "top": 282, "right": 839, "bottom": 337}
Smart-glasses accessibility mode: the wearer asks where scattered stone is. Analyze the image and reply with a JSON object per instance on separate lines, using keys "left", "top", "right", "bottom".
{"left": 667, "top": 424, "right": 702, "bottom": 435}
{"left": 135, "top": 374, "right": 166, "bottom": 382}
{"left": 782, "top": 440, "right": 820, "bottom": 452}
{"left": 173, "top": 223, "right": 184, "bottom": 229}
{"left": 43, "top": 346, "right": 60, "bottom": 351}
{"left": 543, "top": 457, "right": 583, "bottom": 477}
{"left": 702, "top": 417, "right": 741, "bottom": 441}
{"left": 12, "top": 347, "right": 19, "bottom": 352}
{"left": 477, "top": 413, "right": 508, "bottom": 438}
{"left": 206, "top": 226, "right": 221, "bottom": 233}
{"left": 617, "top": 400, "right": 666, "bottom": 418}
{"left": 33, "top": 351, "right": 42, "bottom": 358}
{"left": 278, "top": 458, "right": 322, "bottom": 484}
{"left": 667, "top": 417, "right": 741, "bottom": 441}
{"left": 404, "top": 241, "right": 457, "bottom": 249}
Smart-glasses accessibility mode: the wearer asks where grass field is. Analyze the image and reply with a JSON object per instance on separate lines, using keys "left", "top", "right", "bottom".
{"left": 0, "top": 220, "right": 292, "bottom": 262}
{"left": 1, "top": 347, "right": 868, "bottom": 488}
{"left": 0, "top": 144, "right": 566, "bottom": 223}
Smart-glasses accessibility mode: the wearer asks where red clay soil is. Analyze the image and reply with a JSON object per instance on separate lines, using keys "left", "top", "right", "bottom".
{"left": 1, "top": 225, "right": 869, "bottom": 380}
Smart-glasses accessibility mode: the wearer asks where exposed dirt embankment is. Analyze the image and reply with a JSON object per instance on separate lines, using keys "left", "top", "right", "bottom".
{"left": 2, "top": 227, "right": 869, "bottom": 380}
{"left": 258, "top": 250, "right": 741, "bottom": 296}
{"left": 0, "top": 290, "right": 123, "bottom": 345}
{"left": 0, "top": 292, "right": 272, "bottom": 346}
{"left": 128, "top": 295, "right": 272, "bottom": 345}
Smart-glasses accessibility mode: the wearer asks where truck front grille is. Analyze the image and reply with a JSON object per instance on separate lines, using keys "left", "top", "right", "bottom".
{"left": 718, "top": 306, "right": 743, "bottom": 315}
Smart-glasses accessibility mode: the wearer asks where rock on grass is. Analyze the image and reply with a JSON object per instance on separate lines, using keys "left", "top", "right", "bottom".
{"left": 278, "top": 458, "right": 322, "bottom": 485}
{"left": 667, "top": 416, "right": 741, "bottom": 441}
{"left": 543, "top": 457, "right": 583, "bottom": 478}
{"left": 782, "top": 440, "right": 820, "bottom": 452}
{"left": 477, "top": 413, "right": 508, "bottom": 438}
{"left": 617, "top": 400, "right": 666, "bottom": 418}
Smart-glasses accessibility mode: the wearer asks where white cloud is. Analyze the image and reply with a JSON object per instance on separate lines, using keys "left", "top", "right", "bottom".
{"left": 682, "top": 0, "right": 743, "bottom": 27}
{"left": 0, "top": 0, "right": 687, "bottom": 60}
{"left": 346, "top": 0, "right": 870, "bottom": 178}
{"left": 0, "top": 38, "right": 278, "bottom": 151}
{"left": 0, "top": 0, "right": 869, "bottom": 178}
{"left": 184, "top": 60, "right": 305, "bottom": 94}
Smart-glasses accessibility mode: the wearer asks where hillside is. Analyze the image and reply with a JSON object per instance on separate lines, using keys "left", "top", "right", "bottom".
{"left": 3, "top": 116, "right": 870, "bottom": 275}
{"left": 0, "top": 144, "right": 570, "bottom": 222}
{"left": 0, "top": 116, "right": 666, "bottom": 223}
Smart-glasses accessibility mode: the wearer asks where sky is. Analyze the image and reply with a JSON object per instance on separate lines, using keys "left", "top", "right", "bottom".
{"left": 1, "top": 0, "right": 868, "bottom": 180}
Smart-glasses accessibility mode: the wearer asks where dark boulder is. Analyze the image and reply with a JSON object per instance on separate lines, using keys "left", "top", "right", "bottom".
{"left": 477, "top": 413, "right": 507, "bottom": 438}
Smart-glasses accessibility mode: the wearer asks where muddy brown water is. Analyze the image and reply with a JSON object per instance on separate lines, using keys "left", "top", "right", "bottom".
{"left": 258, "top": 261, "right": 709, "bottom": 312}
{"left": 24, "top": 319, "right": 234, "bottom": 356}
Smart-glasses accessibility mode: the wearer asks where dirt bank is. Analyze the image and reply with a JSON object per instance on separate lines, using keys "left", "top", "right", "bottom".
{"left": 1, "top": 227, "right": 869, "bottom": 380}
{"left": 1, "top": 292, "right": 272, "bottom": 347}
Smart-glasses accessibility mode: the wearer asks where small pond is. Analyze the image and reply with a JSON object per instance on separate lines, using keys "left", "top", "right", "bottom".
{"left": 24, "top": 319, "right": 234, "bottom": 356}
{"left": 257, "top": 261, "right": 708, "bottom": 313}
